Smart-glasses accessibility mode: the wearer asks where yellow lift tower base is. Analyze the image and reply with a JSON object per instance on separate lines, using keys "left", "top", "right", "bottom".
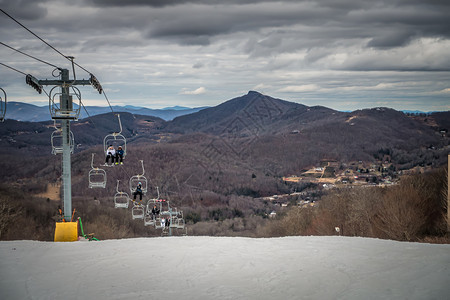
{"left": 54, "top": 221, "right": 78, "bottom": 242}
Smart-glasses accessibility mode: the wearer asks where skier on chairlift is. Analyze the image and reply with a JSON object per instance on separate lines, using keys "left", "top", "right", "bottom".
{"left": 152, "top": 204, "right": 160, "bottom": 220}
{"left": 105, "top": 145, "right": 115, "bottom": 165}
{"left": 115, "top": 146, "right": 124, "bottom": 165}
{"left": 133, "top": 182, "right": 143, "bottom": 204}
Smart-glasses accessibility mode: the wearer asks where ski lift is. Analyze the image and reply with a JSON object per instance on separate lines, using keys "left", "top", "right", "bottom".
{"left": 114, "top": 180, "right": 130, "bottom": 208}
{"left": 131, "top": 202, "right": 145, "bottom": 219}
{"left": 88, "top": 153, "right": 106, "bottom": 188}
{"left": 159, "top": 211, "right": 171, "bottom": 229}
{"left": 168, "top": 207, "right": 180, "bottom": 229}
{"left": 130, "top": 160, "right": 148, "bottom": 195}
{"left": 144, "top": 199, "right": 157, "bottom": 226}
{"left": 169, "top": 215, "right": 178, "bottom": 229}
{"left": 176, "top": 211, "right": 185, "bottom": 229}
{"left": 51, "top": 121, "right": 74, "bottom": 155}
{"left": 159, "top": 199, "right": 170, "bottom": 215}
{"left": 153, "top": 199, "right": 171, "bottom": 229}
{"left": 48, "top": 85, "right": 82, "bottom": 120}
{"left": 0, "top": 87, "right": 6, "bottom": 122}
{"left": 104, "top": 114, "right": 127, "bottom": 157}
{"left": 144, "top": 187, "right": 160, "bottom": 226}
{"left": 154, "top": 218, "right": 163, "bottom": 229}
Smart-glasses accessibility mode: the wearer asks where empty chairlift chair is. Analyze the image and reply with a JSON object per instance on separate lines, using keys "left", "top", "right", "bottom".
{"left": 154, "top": 213, "right": 164, "bottom": 229}
{"left": 167, "top": 207, "right": 185, "bottom": 230}
{"left": 0, "top": 87, "right": 6, "bottom": 122}
{"left": 48, "top": 85, "right": 82, "bottom": 120}
{"left": 51, "top": 121, "right": 74, "bottom": 155}
{"left": 103, "top": 113, "right": 127, "bottom": 160}
{"left": 169, "top": 208, "right": 179, "bottom": 229}
{"left": 176, "top": 211, "right": 185, "bottom": 229}
{"left": 88, "top": 153, "right": 107, "bottom": 188}
{"left": 114, "top": 180, "right": 130, "bottom": 208}
{"left": 132, "top": 202, "right": 145, "bottom": 219}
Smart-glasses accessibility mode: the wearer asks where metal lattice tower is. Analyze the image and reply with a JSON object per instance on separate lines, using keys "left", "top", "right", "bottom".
{"left": 38, "top": 68, "right": 91, "bottom": 221}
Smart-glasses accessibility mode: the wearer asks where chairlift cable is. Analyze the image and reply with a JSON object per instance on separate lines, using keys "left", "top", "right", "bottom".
{"left": 0, "top": 42, "right": 60, "bottom": 69}
{"left": 0, "top": 62, "right": 50, "bottom": 98}
{"left": 1, "top": 9, "right": 114, "bottom": 116}
{"left": 0, "top": 62, "right": 27, "bottom": 76}
{"left": 41, "top": 87, "right": 50, "bottom": 98}
{"left": 102, "top": 89, "right": 115, "bottom": 114}
{"left": 0, "top": 9, "right": 92, "bottom": 75}
{"left": 79, "top": 100, "right": 95, "bottom": 123}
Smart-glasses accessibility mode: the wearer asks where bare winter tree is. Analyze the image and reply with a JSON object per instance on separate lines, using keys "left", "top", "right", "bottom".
{"left": 0, "top": 197, "right": 22, "bottom": 239}
{"left": 374, "top": 180, "right": 427, "bottom": 241}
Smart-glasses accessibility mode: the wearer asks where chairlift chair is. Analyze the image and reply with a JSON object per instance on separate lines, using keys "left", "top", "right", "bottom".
{"left": 129, "top": 160, "right": 148, "bottom": 195}
{"left": 131, "top": 202, "right": 145, "bottom": 219}
{"left": 144, "top": 214, "right": 156, "bottom": 226}
{"left": 145, "top": 199, "right": 157, "bottom": 215}
{"left": 171, "top": 209, "right": 185, "bottom": 229}
{"left": 176, "top": 216, "right": 186, "bottom": 229}
{"left": 152, "top": 196, "right": 166, "bottom": 228}
{"left": 144, "top": 187, "right": 162, "bottom": 226}
{"left": 155, "top": 210, "right": 172, "bottom": 230}
{"left": 169, "top": 207, "right": 179, "bottom": 229}
{"left": 104, "top": 114, "right": 127, "bottom": 157}
{"left": 145, "top": 187, "right": 160, "bottom": 213}
{"left": 48, "top": 85, "right": 82, "bottom": 120}
{"left": 154, "top": 216, "right": 164, "bottom": 229}
{"left": 159, "top": 199, "right": 170, "bottom": 215}
{"left": 88, "top": 153, "right": 106, "bottom": 188}
{"left": 114, "top": 180, "right": 130, "bottom": 208}
{"left": 169, "top": 215, "right": 178, "bottom": 228}
{"left": 51, "top": 121, "right": 75, "bottom": 155}
{"left": 0, "top": 87, "right": 6, "bottom": 122}
{"left": 143, "top": 198, "right": 157, "bottom": 226}
{"left": 89, "top": 169, "right": 106, "bottom": 188}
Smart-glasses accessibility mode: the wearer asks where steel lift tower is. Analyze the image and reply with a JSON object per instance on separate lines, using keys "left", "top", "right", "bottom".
{"left": 28, "top": 63, "right": 101, "bottom": 222}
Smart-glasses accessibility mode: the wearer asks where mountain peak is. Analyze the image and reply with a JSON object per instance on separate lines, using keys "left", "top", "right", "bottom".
{"left": 167, "top": 91, "right": 308, "bottom": 134}
{"left": 247, "top": 90, "right": 262, "bottom": 95}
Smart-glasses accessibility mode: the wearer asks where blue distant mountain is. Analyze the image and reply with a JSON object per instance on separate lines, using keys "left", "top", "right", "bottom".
{"left": 402, "top": 110, "right": 432, "bottom": 115}
{"left": 5, "top": 102, "right": 209, "bottom": 122}
{"left": 162, "top": 105, "right": 191, "bottom": 110}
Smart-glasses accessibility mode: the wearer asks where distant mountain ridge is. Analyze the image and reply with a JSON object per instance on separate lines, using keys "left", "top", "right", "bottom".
{"left": 166, "top": 91, "right": 305, "bottom": 134}
{"left": 2, "top": 92, "right": 449, "bottom": 168}
{"left": 6, "top": 95, "right": 436, "bottom": 123}
{"left": 164, "top": 91, "right": 448, "bottom": 140}
{"left": 6, "top": 102, "right": 208, "bottom": 122}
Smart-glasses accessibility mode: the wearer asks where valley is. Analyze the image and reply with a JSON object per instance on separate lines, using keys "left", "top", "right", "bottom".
{"left": 0, "top": 91, "right": 448, "bottom": 241}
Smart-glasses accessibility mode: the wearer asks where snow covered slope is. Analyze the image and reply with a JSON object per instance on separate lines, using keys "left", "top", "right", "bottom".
{"left": 1, "top": 236, "right": 449, "bottom": 300}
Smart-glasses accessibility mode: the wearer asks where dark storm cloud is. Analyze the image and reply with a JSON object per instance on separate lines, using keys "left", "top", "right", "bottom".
{"left": 345, "top": 3, "right": 450, "bottom": 49}
{"left": 4, "top": 0, "right": 449, "bottom": 50}
{"left": 142, "top": 3, "right": 339, "bottom": 46}
{"left": 1, "top": 0, "right": 449, "bottom": 111}
{"left": 100, "top": 0, "right": 450, "bottom": 52}
{"left": 0, "top": 0, "right": 47, "bottom": 21}
{"left": 88, "top": 0, "right": 306, "bottom": 7}
{"left": 367, "top": 30, "right": 416, "bottom": 49}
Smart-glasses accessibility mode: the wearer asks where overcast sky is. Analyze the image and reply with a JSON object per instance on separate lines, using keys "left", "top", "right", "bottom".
{"left": 1, "top": 0, "right": 449, "bottom": 111}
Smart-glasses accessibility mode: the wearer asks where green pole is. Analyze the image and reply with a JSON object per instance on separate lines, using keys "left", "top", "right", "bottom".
{"left": 78, "top": 217, "right": 86, "bottom": 237}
